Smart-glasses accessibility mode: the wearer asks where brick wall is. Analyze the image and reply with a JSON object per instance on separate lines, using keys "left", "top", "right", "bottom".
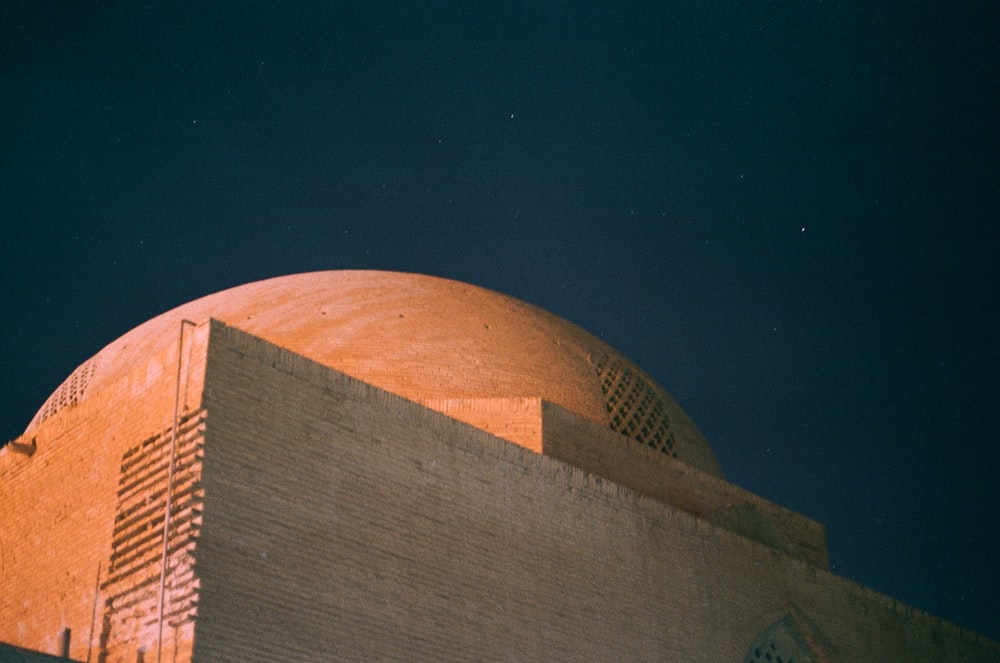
{"left": 424, "top": 397, "right": 544, "bottom": 452}
{"left": 0, "top": 320, "right": 210, "bottom": 662}
{"left": 190, "top": 322, "right": 999, "bottom": 662}
{"left": 4, "top": 318, "right": 998, "bottom": 662}
{"left": 539, "top": 401, "right": 830, "bottom": 568}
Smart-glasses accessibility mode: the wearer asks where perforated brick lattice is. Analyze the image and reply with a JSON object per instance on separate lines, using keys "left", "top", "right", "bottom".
{"left": 595, "top": 354, "right": 677, "bottom": 458}
{"left": 743, "top": 612, "right": 821, "bottom": 663}
{"left": 29, "top": 354, "right": 101, "bottom": 428}
{"left": 745, "top": 640, "right": 797, "bottom": 663}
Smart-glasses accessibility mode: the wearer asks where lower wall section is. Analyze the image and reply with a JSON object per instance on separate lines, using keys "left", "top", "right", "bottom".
{"left": 192, "top": 322, "right": 998, "bottom": 662}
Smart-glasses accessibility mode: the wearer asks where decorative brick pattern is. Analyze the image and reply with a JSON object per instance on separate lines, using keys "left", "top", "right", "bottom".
{"left": 595, "top": 353, "right": 677, "bottom": 458}
{"left": 98, "top": 411, "right": 205, "bottom": 663}
{"left": 746, "top": 639, "right": 805, "bottom": 663}
{"left": 743, "top": 609, "right": 827, "bottom": 663}
{"left": 28, "top": 354, "right": 101, "bottom": 429}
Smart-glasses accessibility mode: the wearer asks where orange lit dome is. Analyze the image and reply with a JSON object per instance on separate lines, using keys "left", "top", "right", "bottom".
{"left": 25, "top": 271, "right": 723, "bottom": 477}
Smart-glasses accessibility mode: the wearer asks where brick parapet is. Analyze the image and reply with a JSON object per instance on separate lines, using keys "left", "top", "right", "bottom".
{"left": 423, "top": 397, "right": 544, "bottom": 452}
{"left": 539, "top": 401, "right": 829, "bottom": 568}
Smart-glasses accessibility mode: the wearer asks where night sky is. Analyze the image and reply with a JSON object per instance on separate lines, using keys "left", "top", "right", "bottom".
{"left": 3, "top": 3, "right": 998, "bottom": 641}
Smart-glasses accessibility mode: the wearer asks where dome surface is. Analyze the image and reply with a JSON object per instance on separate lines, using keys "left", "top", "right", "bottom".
{"left": 26, "top": 270, "right": 723, "bottom": 476}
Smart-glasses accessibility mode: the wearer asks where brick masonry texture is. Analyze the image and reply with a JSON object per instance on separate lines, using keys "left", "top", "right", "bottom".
{"left": 190, "top": 322, "right": 997, "bottom": 662}
{"left": 539, "top": 402, "right": 830, "bottom": 568}
{"left": 3, "top": 318, "right": 998, "bottom": 661}
{"left": 0, "top": 320, "right": 210, "bottom": 662}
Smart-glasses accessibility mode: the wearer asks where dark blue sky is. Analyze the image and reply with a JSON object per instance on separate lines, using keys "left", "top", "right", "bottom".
{"left": 3, "top": 3, "right": 998, "bottom": 640}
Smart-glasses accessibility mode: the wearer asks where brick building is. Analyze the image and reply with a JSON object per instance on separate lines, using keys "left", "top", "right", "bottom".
{"left": 1, "top": 271, "right": 996, "bottom": 661}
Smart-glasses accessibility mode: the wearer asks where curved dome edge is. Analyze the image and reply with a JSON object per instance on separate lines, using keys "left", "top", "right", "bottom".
{"left": 22, "top": 270, "right": 723, "bottom": 478}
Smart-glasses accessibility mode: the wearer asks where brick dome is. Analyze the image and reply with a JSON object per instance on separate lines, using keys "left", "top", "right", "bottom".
{"left": 25, "top": 271, "right": 723, "bottom": 476}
